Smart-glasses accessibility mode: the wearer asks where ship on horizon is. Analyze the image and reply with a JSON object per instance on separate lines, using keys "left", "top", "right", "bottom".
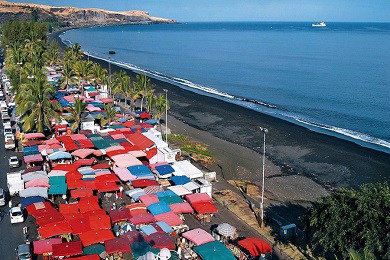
{"left": 312, "top": 21, "right": 326, "bottom": 27}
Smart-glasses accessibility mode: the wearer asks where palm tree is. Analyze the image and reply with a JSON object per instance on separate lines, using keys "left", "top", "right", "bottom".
{"left": 43, "top": 41, "right": 60, "bottom": 67}
{"left": 74, "top": 60, "right": 92, "bottom": 95}
{"left": 63, "top": 97, "right": 87, "bottom": 133}
{"left": 133, "top": 74, "right": 155, "bottom": 112}
{"left": 112, "top": 70, "right": 131, "bottom": 108}
{"left": 98, "top": 104, "right": 118, "bottom": 127}
{"left": 90, "top": 63, "right": 107, "bottom": 87}
{"left": 15, "top": 73, "right": 62, "bottom": 133}
{"left": 154, "top": 93, "right": 169, "bottom": 133}
{"left": 59, "top": 61, "right": 76, "bottom": 90}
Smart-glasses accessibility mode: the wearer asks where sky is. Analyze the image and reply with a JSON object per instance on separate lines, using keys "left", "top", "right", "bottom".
{"left": 9, "top": 0, "right": 390, "bottom": 22}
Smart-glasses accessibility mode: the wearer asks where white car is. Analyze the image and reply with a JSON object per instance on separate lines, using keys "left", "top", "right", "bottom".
{"left": 10, "top": 207, "right": 24, "bottom": 224}
{"left": 9, "top": 156, "right": 19, "bottom": 168}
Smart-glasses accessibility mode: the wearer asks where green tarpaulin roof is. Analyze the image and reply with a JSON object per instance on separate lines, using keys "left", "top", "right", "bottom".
{"left": 48, "top": 183, "right": 67, "bottom": 195}
{"left": 49, "top": 176, "right": 66, "bottom": 185}
{"left": 193, "top": 241, "right": 236, "bottom": 260}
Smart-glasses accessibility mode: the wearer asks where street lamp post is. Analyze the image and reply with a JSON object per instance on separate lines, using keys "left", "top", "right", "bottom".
{"left": 163, "top": 89, "right": 168, "bottom": 144}
{"left": 17, "top": 62, "right": 22, "bottom": 83}
{"left": 259, "top": 126, "right": 268, "bottom": 228}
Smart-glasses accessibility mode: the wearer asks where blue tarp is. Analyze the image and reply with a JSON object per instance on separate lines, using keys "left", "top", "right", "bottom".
{"left": 48, "top": 183, "right": 67, "bottom": 195}
{"left": 125, "top": 188, "right": 146, "bottom": 200}
{"left": 147, "top": 201, "right": 171, "bottom": 216}
{"left": 23, "top": 145, "right": 39, "bottom": 156}
{"left": 155, "top": 165, "right": 175, "bottom": 175}
{"left": 170, "top": 175, "right": 191, "bottom": 185}
{"left": 140, "top": 225, "right": 158, "bottom": 236}
{"left": 156, "top": 221, "right": 173, "bottom": 233}
{"left": 48, "top": 176, "right": 66, "bottom": 185}
{"left": 154, "top": 190, "right": 176, "bottom": 198}
{"left": 145, "top": 119, "right": 158, "bottom": 125}
{"left": 128, "top": 165, "right": 152, "bottom": 176}
{"left": 20, "top": 196, "right": 45, "bottom": 208}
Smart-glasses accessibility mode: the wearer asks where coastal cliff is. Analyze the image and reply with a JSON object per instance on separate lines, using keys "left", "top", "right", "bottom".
{"left": 0, "top": 1, "right": 175, "bottom": 28}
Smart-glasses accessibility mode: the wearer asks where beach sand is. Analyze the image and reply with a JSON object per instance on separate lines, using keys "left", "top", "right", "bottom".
{"left": 50, "top": 30, "right": 390, "bottom": 223}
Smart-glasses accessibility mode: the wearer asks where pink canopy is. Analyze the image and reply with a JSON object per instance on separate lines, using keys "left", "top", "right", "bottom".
{"left": 185, "top": 193, "right": 213, "bottom": 204}
{"left": 111, "top": 133, "right": 126, "bottom": 140}
{"left": 44, "top": 139, "right": 60, "bottom": 145}
{"left": 111, "top": 154, "right": 142, "bottom": 168}
{"left": 139, "top": 194, "right": 159, "bottom": 206}
{"left": 24, "top": 154, "right": 44, "bottom": 163}
{"left": 24, "top": 132, "right": 46, "bottom": 140}
{"left": 130, "top": 213, "right": 155, "bottom": 225}
{"left": 105, "top": 237, "right": 131, "bottom": 254}
{"left": 146, "top": 233, "right": 176, "bottom": 250}
{"left": 154, "top": 212, "right": 184, "bottom": 227}
{"left": 113, "top": 167, "right": 137, "bottom": 182}
{"left": 105, "top": 145, "right": 126, "bottom": 153}
{"left": 100, "top": 98, "right": 113, "bottom": 103}
{"left": 182, "top": 228, "right": 215, "bottom": 246}
{"left": 86, "top": 104, "right": 101, "bottom": 112}
{"left": 33, "top": 238, "right": 62, "bottom": 254}
{"left": 71, "top": 149, "right": 102, "bottom": 159}
{"left": 69, "top": 134, "right": 87, "bottom": 140}
{"left": 25, "top": 178, "right": 50, "bottom": 188}
{"left": 169, "top": 202, "right": 194, "bottom": 214}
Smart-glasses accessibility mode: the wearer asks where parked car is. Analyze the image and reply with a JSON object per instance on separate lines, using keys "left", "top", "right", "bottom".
{"left": 15, "top": 244, "right": 31, "bottom": 260}
{"left": 8, "top": 156, "right": 19, "bottom": 168}
{"left": 0, "top": 188, "right": 5, "bottom": 206}
{"left": 10, "top": 206, "right": 24, "bottom": 224}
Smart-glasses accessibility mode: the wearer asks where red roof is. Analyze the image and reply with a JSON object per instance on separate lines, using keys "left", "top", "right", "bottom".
{"left": 146, "top": 232, "right": 176, "bottom": 250}
{"left": 125, "top": 132, "right": 154, "bottom": 150}
{"left": 38, "top": 222, "right": 73, "bottom": 239}
{"left": 77, "top": 139, "right": 95, "bottom": 149}
{"left": 35, "top": 212, "right": 66, "bottom": 227}
{"left": 91, "top": 162, "right": 110, "bottom": 170}
{"left": 79, "top": 229, "right": 115, "bottom": 247}
{"left": 129, "top": 213, "right": 155, "bottom": 225}
{"left": 238, "top": 237, "right": 273, "bottom": 256}
{"left": 132, "top": 179, "right": 158, "bottom": 188}
{"left": 105, "top": 237, "right": 132, "bottom": 254}
{"left": 88, "top": 214, "right": 111, "bottom": 230}
{"left": 109, "top": 208, "right": 132, "bottom": 224}
{"left": 68, "top": 216, "right": 91, "bottom": 234}
{"left": 95, "top": 180, "right": 119, "bottom": 192}
{"left": 95, "top": 174, "right": 120, "bottom": 183}
{"left": 191, "top": 201, "right": 218, "bottom": 214}
{"left": 52, "top": 240, "right": 83, "bottom": 257}
{"left": 33, "top": 238, "right": 62, "bottom": 254}
{"left": 59, "top": 203, "right": 79, "bottom": 215}
{"left": 52, "top": 163, "right": 80, "bottom": 172}
{"left": 71, "top": 188, "right": 93, "bottom": 198}
{"left": 29, "top": 207, "right": 59, "bottom": 219}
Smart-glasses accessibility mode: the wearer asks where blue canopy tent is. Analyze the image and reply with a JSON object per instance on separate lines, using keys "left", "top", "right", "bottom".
{"left": 128, "top": 165, "right": 152, "bottom": 177}
{"left": 48, "top": 183, "right": 67, "bottom": 195}
{"left": 23, "top": 145, "right": 40, "bottom": 156}
{"left": 170, "top": 176, "right": 191, "bottom": 185}
{"left": 147, "top": 201, "right": 171, "bottom": 216}
{"left": 20, "top": 196, "right": 45, "bottom": 208}
{"left": 140, "top": 225, "right": 158, "bottom": 236}
{"left": 155, "top": 165, "right": 175, "bottom": 178}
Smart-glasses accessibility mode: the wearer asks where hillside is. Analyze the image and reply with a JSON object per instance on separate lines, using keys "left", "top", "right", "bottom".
{"left": 0, "top": 1, "right": 175, "bottom": 28}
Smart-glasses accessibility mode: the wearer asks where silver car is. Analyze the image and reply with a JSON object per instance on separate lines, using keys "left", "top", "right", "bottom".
{"left": 8, "top": 156, "right": 19, "bottom": 168}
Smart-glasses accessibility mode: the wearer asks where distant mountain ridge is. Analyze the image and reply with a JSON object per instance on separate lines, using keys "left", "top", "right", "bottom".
{"left": 0, "top": 1, "right": 176, "bottom": 28}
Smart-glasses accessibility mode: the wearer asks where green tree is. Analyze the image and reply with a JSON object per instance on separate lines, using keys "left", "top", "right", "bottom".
{"left": 15, "top": 74, "right": 61, "bottom": 133}
{"left": 90, "top": 62, "right": 107, "bottom": 86}
{"left": 133, "top": 74, "right": 155, "bottom": 112}
{"left": 306, "top": 183, "right": 390, "bottom": 259}
{"left": 59, "top": 61, "right": 76, "bottom": 90}
{"left": 154, "top": 93, "right": 169, "bottom": 133}
{"left": 44, "top": 40, "right": 60, "bottom": 67}
{"left": 74, "top": 60, "right": 92, "bottom": 94}
{"left": 112, "top": 70, "right": 130, "bottom": 108}
{"left": 98, "top": 104, "right": 118, "bottom": 127}
{"left": 63, "top": 97, "right": 87, "bottom": 133}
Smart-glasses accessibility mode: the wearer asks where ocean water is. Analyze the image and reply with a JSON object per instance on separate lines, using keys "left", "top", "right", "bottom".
{"left": 60, "top": 22, "right": 390, "bottom": 154}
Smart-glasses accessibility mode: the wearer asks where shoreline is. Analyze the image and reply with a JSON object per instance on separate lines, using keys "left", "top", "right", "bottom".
{"left": 50, "top": 30, "right": 390, "bottom": 204}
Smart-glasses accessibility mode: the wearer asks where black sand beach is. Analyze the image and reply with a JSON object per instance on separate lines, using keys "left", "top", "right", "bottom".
{"left": 50, "top": 30, "right": 390, "bottom": 208}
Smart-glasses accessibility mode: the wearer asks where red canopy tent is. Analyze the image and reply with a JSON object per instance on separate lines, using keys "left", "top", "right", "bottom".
{"left": 79, "top": 229, "right": 115, "bottom": 247}
{"left": 109, "top": 208, "right": 132, "bottom": 224}
{"left": 130, "top": 213, "right": 155, "bottom": 226}
{"left": 83, "top": 180, "right": 97, "bottom": 190}
{"left": 52, "top": 240, "right": 83, "bottom": 257}
{"left": 35, "top": 213, "right": 66, "bottom": 227}
{"left": 95, "top": 181, "right": 119, "bottom": 192}
{"left": 146, "top": 233, "right": 176, "bottom": 250}
{"left": 33, "top": 238, "right": 62, "bottom": 254}
{"left": 185, "top": 193, "right": 212, "bottom": 204}
{"left": 104, "top": 237, "right": 131, "bottom": 254}
{"left": 78, "top": 200, "right": 101, "bottom": 213}
{"left": 25, "top": 201, "right": 51, "bottom": 215}
{"left": 83, "top": 209, "right": 107, "bottom": 218}
{"left": 92, "top": 162, "right": 110, "bottom": 170}
{"left": 126, "top": 203, "right": 147, "bottom": 215}
{"left": 23, "top": 140, "right": 44, "bottom": 147}
{"left": 106, "top": 149, "right": 128, "bottom": 158}
{"left": 191, "top": 201, "right": 218, "bottom": 214}
{"left": 77, "top": 139, "right": 95, "bottom": 149}
{"left": 53, "top": 163, "right": 80, "bottom": 172}
{"left": 74, "top": 158, "right": 95, "bottom": 166}
{"left": 79, "top": 196, "right": 99, "bottom": 204}
{"left": 59, "top": 203, "right": 79, "bottom": 215}
{"left": 71, "top": 188, "right": 93, "bottom": 198}
{"left": 67, "top": 179, "right": 86, "bottom": 190}
{"left": 29, "top": 207, "right": 59, "bottom": 219}
{"left": 96, "top": 174, "right": 120, "bottom": 183}
{"left": 62, "top": 212, "right": 83, "bottom": 221}
{"left": 139, "top": 111, "right": 151, "bottom": 119}
{"left": 66, "top": 171, "right": 83, "bottom": 182}
{"left": 38, "top": 222, "right": 73, "bottom": 239}
{"left": 238, "top": 237, "right": 273, "bottom": 257}
{"left": 122, "top": 120, "right": 136, "bottom": 128}
{"left": 88, "top": 214, "right": 111, "bottom": 230}
{"left": 68, "top": 216, "right": 91, "bottom": 234}
{"left": 132, "top": 179, "right": 158, "bottom": 188}
{"left": 24, "top": 132, "right": 46, "bottom": 140}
